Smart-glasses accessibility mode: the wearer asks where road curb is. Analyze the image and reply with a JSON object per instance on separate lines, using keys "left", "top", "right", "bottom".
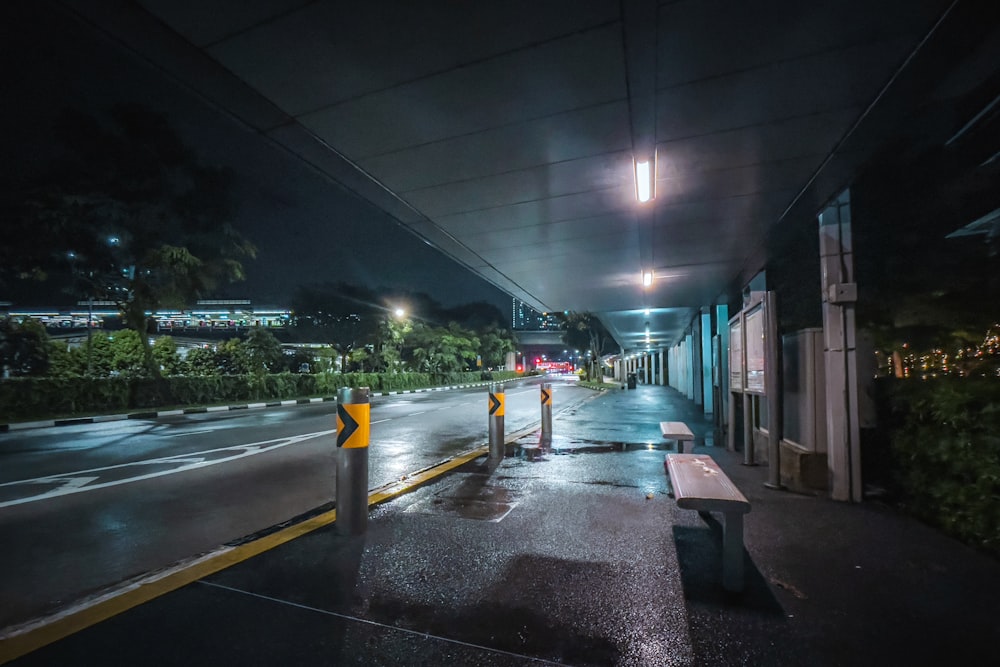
{"left": 0, "top": 378, "right": 529, "bottom": 433}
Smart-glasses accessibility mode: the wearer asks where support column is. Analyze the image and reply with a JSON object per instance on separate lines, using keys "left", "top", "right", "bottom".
{"left": 692, "top": 317, "right": 703, "bottom": 407}
{"left": 685, "top": 334, "right": 695, "bottom": 400}
{"left": 819, "top": 190, "right": 862, "bottom": 502}
{"left": 717, "top": 305, "right": 730, "bottom": 442}
{"left": 701, "top": 309, "right": 713, "bottom": 415}
{"left": 764, "top": 290, "right": 783, "bottom": 489}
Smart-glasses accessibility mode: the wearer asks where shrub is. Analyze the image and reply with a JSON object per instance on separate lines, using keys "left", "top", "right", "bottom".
{"left": 883, "top": 377, "right": 1000, "bottom": 557}
{"left": 0, "top": 369, "right": 520, "bottom": 422}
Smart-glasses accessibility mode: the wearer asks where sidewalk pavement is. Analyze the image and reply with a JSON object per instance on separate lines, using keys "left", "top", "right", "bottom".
{"left": 3, "top": 382, "right": 999, "bottom": 665}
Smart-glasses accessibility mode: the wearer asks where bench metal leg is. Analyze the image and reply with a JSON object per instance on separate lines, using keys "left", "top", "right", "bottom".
{"left": 722, "top": 512, "right": 745, "bottom": 592}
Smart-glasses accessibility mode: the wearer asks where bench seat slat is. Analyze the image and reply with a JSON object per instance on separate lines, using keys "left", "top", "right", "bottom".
{"left": 665, "top": 454, "right": 750, "bottom": 513}
{"left": 659, "top": 421, "right": 694, "bottom": 440}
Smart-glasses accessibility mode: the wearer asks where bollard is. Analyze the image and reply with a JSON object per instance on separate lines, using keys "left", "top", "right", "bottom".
{"left": 336, "top": 386, "right": 370, "bottom": 535}
{"left": 540, "top": 382, "right": 552, "bottom": 446}
{"left": 488, "top": 383, "right": 505, "bottom": 459}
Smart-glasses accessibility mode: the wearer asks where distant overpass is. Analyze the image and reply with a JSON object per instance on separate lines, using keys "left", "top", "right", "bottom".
{"left": 513, "top": 330, "right": 565, "bottom": 347}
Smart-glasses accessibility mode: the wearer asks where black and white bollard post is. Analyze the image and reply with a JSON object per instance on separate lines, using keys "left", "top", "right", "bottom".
{"left": 540, "top": 382, "right": 552, "bottom": 446}
{"left": 336, "top": 386, "right": 370, "bottom": 535}
{"left": 488, "top": 383, "right": 505, "bottom": 460}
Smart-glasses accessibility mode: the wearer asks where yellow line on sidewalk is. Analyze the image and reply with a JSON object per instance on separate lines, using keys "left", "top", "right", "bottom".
{"left": 0, "top": 446, "right": 489, "bottom": 664}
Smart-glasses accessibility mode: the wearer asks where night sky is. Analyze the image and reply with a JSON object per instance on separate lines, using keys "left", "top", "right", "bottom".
{"left": 0, "top": 3, "right": 511, "bottom": 316}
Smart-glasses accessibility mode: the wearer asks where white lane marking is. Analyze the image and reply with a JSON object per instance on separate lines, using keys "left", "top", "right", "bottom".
{"left": 163, "top": 429, "right": 214, "bottom": 438}
{"left": 0, "top": 429, "right": 336, "bottom": 508}
{"left": 370, "top": 419, "right": 392, "bottom": 425}
{"left": 407, "top": 411, "right": 427, "bottom": 417}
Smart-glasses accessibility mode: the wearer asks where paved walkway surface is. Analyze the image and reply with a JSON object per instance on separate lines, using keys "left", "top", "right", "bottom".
{"left": 4, "top": 382, "right": 1000, "bottom": 665}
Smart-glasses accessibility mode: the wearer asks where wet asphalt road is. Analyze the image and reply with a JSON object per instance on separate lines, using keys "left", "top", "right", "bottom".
{"left": 0, "top": 375, "right": 591, "bottom": 629}
{"left": 5, "top": 383, "right": 1000, "bottom": 665}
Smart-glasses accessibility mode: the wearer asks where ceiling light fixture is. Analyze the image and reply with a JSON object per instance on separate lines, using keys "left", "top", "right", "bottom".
{"left": 642, "top": 271, "right": 653, "bottom": 288}
{"left": 634, "top": 158, "right": 654, "bottom": 203}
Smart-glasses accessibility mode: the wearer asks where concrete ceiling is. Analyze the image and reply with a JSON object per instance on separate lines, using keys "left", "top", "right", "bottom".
{"left": 65, "top": 0, "right": 997, "bottom": 352}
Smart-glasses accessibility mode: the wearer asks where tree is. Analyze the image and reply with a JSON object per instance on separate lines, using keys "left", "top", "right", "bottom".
{"left": 110, "top": 329, "right": 148, "bottom": 377}
{"left": 374, "top": 316, "right": 412, "bottom": 372}
{"left": 406, "top": 321, "right": 478, "bottom": 373}
{"left": 561, "top": 312, "right": 613, "bottom": 381}
{"left": 76, "top": 332, "right": 116, "bottom": 378}
{"left": 152, "top": 336, "right": 182, "bottom": 376}
{"left": 477, "top": 327, "right": 516, "bottom": 368}
{"left": 244, "top": 327, "right": 283, "bottom": 374}
{"left": 350, "top": 347, "right": 371, "bottom": 372}
{"left": 291, "top": 283, "right": 380, "bottom": 371}
{"left": 214, "top": 338, "right": 248, "bottom": 375}
{"left": 9, "top": 105, "right": 256, "bottom": 377}
{"left": 0, "top": 318, "right": 52, "bottom": 377}
{"left": 184, "top": 346, "right": 218, "bottom": 376}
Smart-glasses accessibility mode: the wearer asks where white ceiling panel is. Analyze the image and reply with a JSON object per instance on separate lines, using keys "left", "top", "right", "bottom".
{"left": 203, "top": 0, "right": 620, "bottom": 116}
{"left": 656, "top": 0, "right": 950, "bottom": 88}
{"left": 357, "top": 101, "right": 632, "bottom": 193}
{"left": 402, "top": 152, "right": 634, "bottom": 218}
{"left": 435, "top": 186, "right": 635, "bottom": 235}
{"left": 656, "top": 36, "right": 916, "bottom": 142}
{"left": 300, "top": 25, "right": 627, "bottom": 160}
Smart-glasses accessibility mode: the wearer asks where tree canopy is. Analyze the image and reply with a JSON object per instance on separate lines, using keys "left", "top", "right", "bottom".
{"left": 560, "top": 312, "right": 613, "bottom": 380}
{"left": 5, "top": 104, "right": 256, "bottom": 376}
{"left": 291, "top": 282, "right": 514, "bottom": 373}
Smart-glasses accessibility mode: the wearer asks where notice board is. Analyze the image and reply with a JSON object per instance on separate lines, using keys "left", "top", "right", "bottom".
{"left": 745, "top": 306, "right": 765, "bottom": 394}
{"left": 728, "top": 317, "right": 743, "bottom": 391}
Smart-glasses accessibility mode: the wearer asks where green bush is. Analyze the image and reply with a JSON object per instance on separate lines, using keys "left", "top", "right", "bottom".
{"left": 883, "top": 377, "right": 1000, "bottom": 557}
{"left": 0, "top": 369, "right": 521, "bottom": 423}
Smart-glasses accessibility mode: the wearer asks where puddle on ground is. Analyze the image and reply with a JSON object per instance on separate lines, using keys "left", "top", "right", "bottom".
{"left": 403, "top": 473, "right": 518, "bottom": 522}
{"left": 513, "top": 437, "right": 672, "bottom": 457}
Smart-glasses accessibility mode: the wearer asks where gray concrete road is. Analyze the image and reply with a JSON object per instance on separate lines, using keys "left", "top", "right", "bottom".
{"left": 0, "top": 375, "right": 592, "bottom": 629}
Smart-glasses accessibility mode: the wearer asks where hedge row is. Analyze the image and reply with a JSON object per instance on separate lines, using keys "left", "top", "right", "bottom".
{"left": 0, "top": 371, "right": 519, "bottom": 422}
{"left": 879, "top": 377, "right": 1000, "bottom": 557}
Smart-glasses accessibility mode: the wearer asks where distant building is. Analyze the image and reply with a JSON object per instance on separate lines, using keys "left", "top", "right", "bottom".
{"left": 511, "top": 298, "right": 562, "bottom": 331}
{"left": 539, "top": 312, "right": 562, "bottom": 330}
{"left": 3, "top": 299, "right": 291, "bottom": 333}
{"left": 512, "top": 298, "right": 539, "bottom": 330}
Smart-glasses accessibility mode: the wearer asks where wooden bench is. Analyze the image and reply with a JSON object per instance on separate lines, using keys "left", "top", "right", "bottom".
{"left": 664, "top": 453, "right": 751, "bottom": 592}
{"left": 660, "top": 421, "right": 695, "bottom": 453}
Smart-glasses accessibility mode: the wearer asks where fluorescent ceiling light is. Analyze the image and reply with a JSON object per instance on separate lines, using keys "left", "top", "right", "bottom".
{"left": 635, "top": 159, "right": 654, "bottom": 203}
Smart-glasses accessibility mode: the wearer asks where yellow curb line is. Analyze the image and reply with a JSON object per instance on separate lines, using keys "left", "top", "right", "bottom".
{"left": 0, "top": 446, "right": 489, "bottom": 664}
